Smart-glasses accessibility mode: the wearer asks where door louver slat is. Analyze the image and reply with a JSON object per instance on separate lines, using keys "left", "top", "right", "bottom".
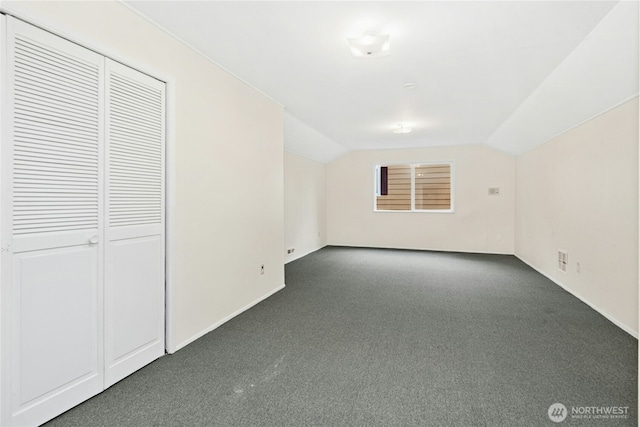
{"left": 108, "top": 70, "right": 163, "bottom": 229}
{"left": 12, "top": 34, "right": 100, "bottom": 236}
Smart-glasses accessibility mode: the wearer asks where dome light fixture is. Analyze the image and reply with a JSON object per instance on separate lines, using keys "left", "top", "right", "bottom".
{"left": 347, "top": 31, "right": 390, "bottom": 58}
{"left": 393, "top": 124, "right": 412, "bottom": 134}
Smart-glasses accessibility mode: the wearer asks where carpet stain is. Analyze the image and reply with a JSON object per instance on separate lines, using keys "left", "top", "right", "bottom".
{"left": 262, "top": 354, "right": 286, "bottom": 382}
{"left": 231, "top": 354, "right": 287, "bottom": 400}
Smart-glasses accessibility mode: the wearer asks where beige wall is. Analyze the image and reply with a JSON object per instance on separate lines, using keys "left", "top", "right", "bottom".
{"left": 3, "top": 1, "right": 286, "bottom": 351}
{"left": 284, "top": 151, "right": 327, "bottom": 263}
{"left": 515, "top": 98, "right": 639, "bottom": 336}
{"left": 4, "top": 0, "right": 636, "bottom": 348}
{"left": 327, "top": 144, "right": 516, "bottom": 253}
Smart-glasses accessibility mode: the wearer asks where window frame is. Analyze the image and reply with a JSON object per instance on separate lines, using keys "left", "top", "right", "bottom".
{"left": 373, "top": 161, "right": 455, "bottom": 213}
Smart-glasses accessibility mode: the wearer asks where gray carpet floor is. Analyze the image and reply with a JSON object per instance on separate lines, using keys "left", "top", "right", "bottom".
{"left": 44, "top": 246, "right": 637, "bottom": 426}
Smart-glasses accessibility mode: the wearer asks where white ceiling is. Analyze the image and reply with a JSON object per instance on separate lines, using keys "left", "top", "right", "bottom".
{"left": 123, "top": 1, "right": 638, "bottom": 162}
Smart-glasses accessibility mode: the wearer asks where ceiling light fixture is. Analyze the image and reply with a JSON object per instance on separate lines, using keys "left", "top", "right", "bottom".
{"left": 347, "top": 31, "right": 390, "bottom": 58}
{"left": 403, "top": 82, "right": 417, "bottom": 90}
{"left": 393, "top": 124, "right": 412, "bottom": 134}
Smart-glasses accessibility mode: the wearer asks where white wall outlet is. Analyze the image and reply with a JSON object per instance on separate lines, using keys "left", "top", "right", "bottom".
{"left": 260, "top": 264, "right": 265, "bottom": 275}
{"left": 287, "top": 248, "right": 295, "bottom": 254}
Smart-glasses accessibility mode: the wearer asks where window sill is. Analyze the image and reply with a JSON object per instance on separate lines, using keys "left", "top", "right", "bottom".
{"left": 373, "top": 209, "right": 455, "bottom": 214}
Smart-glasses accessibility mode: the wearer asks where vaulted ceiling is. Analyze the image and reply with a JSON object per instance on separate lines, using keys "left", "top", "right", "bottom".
{"left": 124, "top": 1, "right": 638, "bottom": 162}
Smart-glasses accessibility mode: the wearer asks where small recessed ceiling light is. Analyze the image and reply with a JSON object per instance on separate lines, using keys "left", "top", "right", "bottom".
{"left": 403, "top": 82, "right": 417, "bottom": 90}
{"left": 393, "top": 124, "right": 412, "bottom": 134}
{"left": 347, "top": 32, "right": 390, "bottom": 58}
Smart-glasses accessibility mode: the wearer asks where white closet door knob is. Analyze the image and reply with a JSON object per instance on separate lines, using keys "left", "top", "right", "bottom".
{"left": 89, "top": 236, "right": 99, "bottom": 244}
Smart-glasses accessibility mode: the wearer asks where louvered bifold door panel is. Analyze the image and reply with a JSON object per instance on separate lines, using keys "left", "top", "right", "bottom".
{"left": 4, "top": 18, "right": 105, "bottom": 427}
{"left": 104, "top": 59, "right": 165, "bottom": 388}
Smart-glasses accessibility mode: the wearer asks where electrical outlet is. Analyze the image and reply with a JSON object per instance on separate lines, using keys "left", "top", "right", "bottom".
{"left": 260, "top": 264, "right": 265, "bottom": 275}
{"left": 488, "top": 187, "right": 500, "bottom": 196}
{"left": 287, "top": 248, "right": 295, "bottom": 254}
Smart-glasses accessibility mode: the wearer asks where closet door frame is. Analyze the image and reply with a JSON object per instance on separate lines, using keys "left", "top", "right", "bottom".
{"left": 0, "top": 13, "right": 10, "bottom": 427}
{"left": 0, "top": 8, "right": 178, "bottom": 350}
{"left": 0, "top": 10, "right": 178, "bottom": 426}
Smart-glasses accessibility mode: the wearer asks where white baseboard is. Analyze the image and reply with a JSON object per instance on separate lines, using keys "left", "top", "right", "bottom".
{"left": 515, "top": 255, "right": 638, "bottom": 339}
{"left": 326, "top": 243, "right": 514, "bottom": 256}
{"left": 170, "top": 284, "right": 286, "bottom": 353}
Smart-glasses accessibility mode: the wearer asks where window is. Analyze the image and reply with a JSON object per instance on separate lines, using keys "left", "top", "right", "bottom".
{"left": 374, "top": 162, "right": 454, "bottom": 212}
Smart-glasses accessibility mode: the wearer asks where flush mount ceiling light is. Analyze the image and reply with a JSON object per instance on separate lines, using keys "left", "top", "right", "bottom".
{"left": 347, "top": 32, "right": 390, "bottom": 58}
{"left": 402, "top": 82, "right": 417, "bottom": 90}
{"left": 393, "top": 124, "right": 412, "bottom": 134}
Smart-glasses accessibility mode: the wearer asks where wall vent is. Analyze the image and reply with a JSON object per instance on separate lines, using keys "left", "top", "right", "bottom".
{"left": 558, "top": 250, "right": 568, "bottom": 272}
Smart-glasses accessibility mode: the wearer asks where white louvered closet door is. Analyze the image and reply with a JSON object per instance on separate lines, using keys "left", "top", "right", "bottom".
{"left": 2, "top": 17, "right": 166, "bottom": 427}
{"left": 4, "top": 18, "right": 105, "bottom": 427}
{"left": 104, "top": 59, "right": 165, "bottom": 388}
